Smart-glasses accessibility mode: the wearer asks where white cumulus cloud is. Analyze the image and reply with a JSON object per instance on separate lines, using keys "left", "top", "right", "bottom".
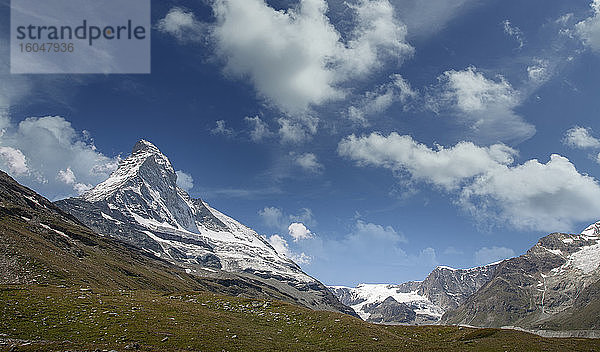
{"left": 244, "top": 116, "right": 273, "bottom": 142}
{"left": 268, "top": 234, "right": 311, "bottom": 264}
{"left": 0, "top": 115, "right": 119, "bottom": 199}
{"left": 288, "top": 222, "right": 314, "bottom": 242}
{"left": 210, "top": 0, "right": 413, "bottom": 114}
{"left": 57, "top": 167, "right": 93, "bottom": 194}
{"left": 0, "top": 146, "right": 28, "bottom": 176}
{"left": 259, "top": 206, "right": 315, "bottom": 231}
{"left": 176, "top": 170, "right": 194, "bottom": 191}
{"left": 563, "top": 126, "right": 600, "bottom": 149}
{"left": 57, "top": 167, "right": 76, "bottom": 185}
{"left": 338, "top": 132, "right": 516, "bottom": 190}
{"left": 339, "top": 132, "right": 600, "bottom": 232}
{"left": 460, "top": 154, "right": 600, "bottom": 232}
{"left": 157, "top": 7, "right": 205, "bottom": 43}
{"left": 294, "top": 153, "right": 323, "bottom": 174}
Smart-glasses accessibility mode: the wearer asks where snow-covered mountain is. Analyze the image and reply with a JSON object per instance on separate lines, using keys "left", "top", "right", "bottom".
{"left": 329, "top": 284, "right": 443, "bottom": 324}
{"left": 329, "top": 263, "right": 498, "bottom": 324}
{"left": 443, "top": 221, "right": 600, "bottom": 330}
{"left": 56, "top": 140, "right": 353, "bottom": 315}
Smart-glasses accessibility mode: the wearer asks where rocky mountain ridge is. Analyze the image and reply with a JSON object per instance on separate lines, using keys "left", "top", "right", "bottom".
{"left": 331, "top": 222, "right": 600, "bottom": 330}
{"left": 329, "top": 262, "right": 497, "bottom": 324}
{"left": 442, "top": 222, "right": 600, "bottom": 330}
{"left": 56, "top": 140, "right": 354, "bottom": 315}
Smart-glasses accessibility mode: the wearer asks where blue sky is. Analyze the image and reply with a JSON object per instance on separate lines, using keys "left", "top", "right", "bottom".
{"left": 1, "top": 0, "right": 600, "bottom": 286}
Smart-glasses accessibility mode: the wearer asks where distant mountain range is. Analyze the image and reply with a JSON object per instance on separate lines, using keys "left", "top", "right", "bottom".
{"left": 330, "top": 222, "right": 600, "bottom": 332}
{"left": 329, "top": 263, "right": 497, "bottom": 324}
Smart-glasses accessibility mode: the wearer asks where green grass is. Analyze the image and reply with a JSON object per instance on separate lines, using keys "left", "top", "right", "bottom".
{"left": 2, "top": 285, "right": 600, "bottom": 352}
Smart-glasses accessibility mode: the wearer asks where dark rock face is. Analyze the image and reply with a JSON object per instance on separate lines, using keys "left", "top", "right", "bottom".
{"left": 362, "top": 297, "right": 416, "bottom": 324}
{"left": 54, "top": 140, "right": 355, "bottom": 316}
{"left": 414, "top": 265, "right": 498, "bottom": 311}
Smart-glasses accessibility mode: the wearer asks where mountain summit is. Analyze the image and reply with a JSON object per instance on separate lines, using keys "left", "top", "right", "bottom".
{"left": 57, "top": 140, "right": 353, "bottom": 315}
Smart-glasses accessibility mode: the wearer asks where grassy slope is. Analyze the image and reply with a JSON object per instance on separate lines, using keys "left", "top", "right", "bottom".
{"left": 2, "top": 285, "right": 600, "bottom": 352}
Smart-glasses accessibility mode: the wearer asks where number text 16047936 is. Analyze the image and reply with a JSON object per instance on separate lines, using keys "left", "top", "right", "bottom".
{"left": 19, "top": 42, "right": 74, "bottom": 53}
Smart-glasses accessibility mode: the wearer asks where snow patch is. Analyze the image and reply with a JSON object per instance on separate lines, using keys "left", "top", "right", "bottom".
{"left": 24, "top": 195, "right": 42, "bottom": 207}
{"left": 542, "top": 247, "right": 563, "bottom": 256}
{"left": 101, "top": 212, "right": 120, "bottom": 223}
{"left": 570, "top": 243, "right": 600, "bottom": 274}
{"left": 39, "top": 223, "right": 69, "bottom": 239}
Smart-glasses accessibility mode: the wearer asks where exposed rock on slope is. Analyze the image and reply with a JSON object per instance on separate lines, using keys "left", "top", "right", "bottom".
{"left": 0, "top": 169, "right": 291, "bottom": 296}
{"left": 55, "top": 140, "right": 353, "bottom": 315}
{"left": 442, "top": 222, "right": 600, "bottom": 330}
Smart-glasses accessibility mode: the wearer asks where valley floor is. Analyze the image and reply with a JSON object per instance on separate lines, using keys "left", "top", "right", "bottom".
{"left": 2, "top": 285, "right": 600, "bottom": 352}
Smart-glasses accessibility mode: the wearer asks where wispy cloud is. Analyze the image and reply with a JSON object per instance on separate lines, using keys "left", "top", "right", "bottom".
{"left": 575, "top": 0, "right": 600, "bottom": 51}
{"left": 210, "top": 120, "right": 235, "bottom": 136}
{"left": 503, "top": 19, "right": 525, "bottom": 49}
{"left": 427, "top": 66, "right": 535, "bottom": 144}
{"left": 293, "top": 153, "right": 324, "bottom": 174}
{"left": 474, "top": 246, "right": 515, "bottom": 266}
{"left": 347, "top": 74, "right": 417, "bottom": 126}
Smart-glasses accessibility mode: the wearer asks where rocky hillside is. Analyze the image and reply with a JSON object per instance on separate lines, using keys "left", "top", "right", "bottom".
{"left": 442, "top": 222, "right": 600, "bottom": 330}
{"left": 0, "top": 169, "right": 293, "bottom": 297}
{"left": 55, "top": 140, "right": 353, "bottom": 315}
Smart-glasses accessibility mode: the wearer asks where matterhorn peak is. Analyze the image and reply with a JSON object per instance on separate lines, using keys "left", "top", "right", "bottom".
{"left": 82, "top": 139, "right": 176, "bottom": 202}
{"left": 132, "top": 139, "right": 161, "bottom": 154}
